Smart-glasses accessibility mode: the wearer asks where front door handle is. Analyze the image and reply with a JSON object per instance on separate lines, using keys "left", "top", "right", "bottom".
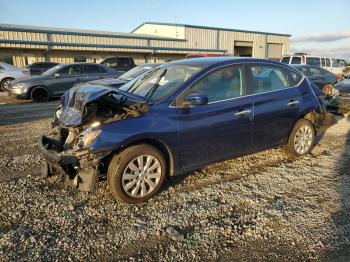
{"left": 234, "top": 109, "right": 252, "bottom": 116}
{"left": 286, "top": 100, "right": 300, "bottom": 106}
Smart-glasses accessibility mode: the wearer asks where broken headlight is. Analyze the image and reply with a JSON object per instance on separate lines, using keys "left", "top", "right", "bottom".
{"left": 76, "top": 128, "right": 101, "bottom": 148}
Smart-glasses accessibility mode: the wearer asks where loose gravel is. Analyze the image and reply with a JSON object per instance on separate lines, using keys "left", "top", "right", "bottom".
{"left": 0, "top": 94, "right": 350, "bottom": 261}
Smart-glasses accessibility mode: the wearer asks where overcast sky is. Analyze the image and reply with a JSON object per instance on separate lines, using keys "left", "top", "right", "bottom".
{"left": 1, "top": 0, "right": 349, "bottom": 59}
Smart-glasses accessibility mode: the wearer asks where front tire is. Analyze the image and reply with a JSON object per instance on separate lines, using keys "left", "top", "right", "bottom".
{"left": 284, "top": 119, "right": 316, "bottom": 157}
{"left": 107, "top": 144, "right": 166, "bottom": 203}
{"left": 1, "top": 77, "right": 14, "bottom": 91}
{"left": 30, "top": 86, "right": 50, "bottom": 103}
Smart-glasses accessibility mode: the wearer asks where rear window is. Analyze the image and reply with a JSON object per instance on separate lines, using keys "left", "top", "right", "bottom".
{"left": 309, "top": 67, "right": 322, "bottom": 76}
{"left": 306, "top": 57, "right": 321, "bottom": 66}
{"left": 291, "top": 57, "right": 302, "bottom": 64}
{"left": 280, "top": 56, "right": 290, "bottom": 64}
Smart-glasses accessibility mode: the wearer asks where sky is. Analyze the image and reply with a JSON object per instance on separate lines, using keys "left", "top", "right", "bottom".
{"left": 1, "top": 0, "right": 350, "bottom": 59}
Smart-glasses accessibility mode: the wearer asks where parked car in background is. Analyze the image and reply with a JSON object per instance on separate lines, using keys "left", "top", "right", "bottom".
{"left": 100, "top": 56, "right": 136, "bottom": 72}
{"left": 290, "top": 64, "right": 338, "bottom": 96}
{"left": 84, "top": 63, "right": 161, "bottom": 88}
{"left": 280, "top": 53, "right": 348, "bottom": 77}
{"left": 25, "top": 62, "right": 59, "bottom": 75}
{"left": 7, "top": 63, "right": 122, "bottom": 102}
{"left": 280, "top": 53, "right": 348, "bottom": 76}
{"left": 40, "top": 57, "right": 332, "bottom": 203}
{"left": 327, "top": 79, "right": 350, "bottom": 114}
{"left": 0, "top": 62, "right": 30, "bottom": 91}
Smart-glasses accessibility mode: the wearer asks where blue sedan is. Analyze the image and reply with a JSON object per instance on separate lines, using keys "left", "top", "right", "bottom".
{"left": 39, "top": 57, "right": 330, "bottom": 203}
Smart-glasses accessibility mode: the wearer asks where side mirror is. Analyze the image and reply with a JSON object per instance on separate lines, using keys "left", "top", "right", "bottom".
{"left": 53, "top": 73, "right": 60, "bottom": 78}
{"left": 184, "top": 93, "right": 209, "bottom": 106}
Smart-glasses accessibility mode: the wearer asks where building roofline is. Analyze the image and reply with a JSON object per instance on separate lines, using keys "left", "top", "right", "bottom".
{"left": 132, "top": 21, "right": 292, "bottom": 37}
{"left": 0, "top": 39, "right": 227, "bottom": 53}
{"left": 0, "top": 23, "right": 186, "bottom": 42}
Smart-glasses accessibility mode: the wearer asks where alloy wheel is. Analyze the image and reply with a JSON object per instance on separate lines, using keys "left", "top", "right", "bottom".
{"left": 122, "top": 155, "right": 162, "bottom": 198}
{"left": 294, "top": 125, "right": 313, "bottom": 154}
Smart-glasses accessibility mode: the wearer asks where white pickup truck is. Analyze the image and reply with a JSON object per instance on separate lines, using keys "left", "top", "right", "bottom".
{"left": 280, "top": 54, "right": 349, "bottom": 78}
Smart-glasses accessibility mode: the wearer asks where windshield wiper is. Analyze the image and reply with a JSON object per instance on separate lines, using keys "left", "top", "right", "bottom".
{"left": 144, "top": 69, "right": 167, "bottom": 99}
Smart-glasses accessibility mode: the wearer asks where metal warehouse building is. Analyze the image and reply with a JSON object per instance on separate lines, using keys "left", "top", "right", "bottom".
{"left": 0, "top": 22, "right": 291, "bottom": 67}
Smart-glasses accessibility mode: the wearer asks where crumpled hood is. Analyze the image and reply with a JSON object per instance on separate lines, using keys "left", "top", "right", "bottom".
{"left": 58, "top": 85, "right": 150, "bottom": 128}
{"left": 87, "top": 78, "right": 128, "bottom": 87}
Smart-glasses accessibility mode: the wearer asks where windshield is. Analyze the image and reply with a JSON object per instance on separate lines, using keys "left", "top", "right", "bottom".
{"left": 42, "top": 64, "right": 64, "bottom": 76}
{"left": 119, "top": 64, "right": 203, "bottom": 102}
{"left": 119, "top": 64, "right": 158, "bottom": 81}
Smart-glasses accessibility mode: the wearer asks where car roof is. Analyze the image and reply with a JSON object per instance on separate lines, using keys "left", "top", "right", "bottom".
{"left": 58, "top": 62, "right": 107, "bottom": 66}
{"left": 167, "top": 57, "right": 281, "bottom": 68}
{"left": 138, "top": 63, "right": 161, "bottom": 67}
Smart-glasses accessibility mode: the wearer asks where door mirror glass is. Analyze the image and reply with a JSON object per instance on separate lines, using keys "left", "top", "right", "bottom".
{"left": 53, "top": 73, "right": 60, "bottom": 78}
{"left": 185, "top": 93, "right": 208, "bottom": 106}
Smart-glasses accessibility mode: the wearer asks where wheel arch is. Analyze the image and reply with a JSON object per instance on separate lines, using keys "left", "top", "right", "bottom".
{"left": 103, "top": 138, "right": 175, "bottom": 177}
{"left": 28, "top": 85, "right": 50, "bottom": 99}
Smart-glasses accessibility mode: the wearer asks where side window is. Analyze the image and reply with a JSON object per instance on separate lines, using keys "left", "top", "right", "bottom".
{"left": 280, "top": 56, "right": 290, "bottom": 64}
{"left": 309, "top": 67, "right": 322, "bottom": 76}
{"left": 325, "top": 58, "right": 331, "bottom": 67}
{"left": 103, "top": 58, "right": 118, "bottom": 67}
{"left": 188, "top": 66, "right": 245, "bottom": 103}
{"left": 306, "top": 57, "right": 321, "bottom": 66}
{"left": 118, "top": 58, "right": 131, "bottom": 66}
{"left": 291, "top": 57, "right": 301, "bottom": 64}
{"left": 250, "top": 65, "right": 302, "bottom": 94}
{"left": 321, "top": 58, "right": 325, "bottom": 67}
{"left": 82, "top": 64, "right": 101, "bottom": 74}
{"left": 59, "top": 65, "right": 81, "bottom": 76}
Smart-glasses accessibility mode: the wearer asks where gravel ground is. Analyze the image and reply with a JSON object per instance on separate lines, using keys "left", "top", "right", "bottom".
{"left": 0, "top": 92, "right": 350, "bottom": 261}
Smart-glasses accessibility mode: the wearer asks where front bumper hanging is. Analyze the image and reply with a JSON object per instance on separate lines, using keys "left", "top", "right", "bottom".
{"left": 38, "top": 135, "right": 99, "bottom": 191}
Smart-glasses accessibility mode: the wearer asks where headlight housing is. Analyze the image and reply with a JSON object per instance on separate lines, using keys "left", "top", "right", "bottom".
{"left": 12, "top": 83, "right": 26, "bottom": 89}
{"left": 322, "top": 84, "right": 334, "bottom": 96}
{"left": 76, "top": 128, "right": 101, "bottom": 148}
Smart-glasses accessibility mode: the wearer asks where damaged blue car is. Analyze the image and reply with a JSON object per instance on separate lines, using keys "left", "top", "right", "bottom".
{"left": 39, "top": 57, "right": 333, "bottom": 203}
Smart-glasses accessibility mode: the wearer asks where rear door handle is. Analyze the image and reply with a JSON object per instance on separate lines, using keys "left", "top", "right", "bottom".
{"left": 286, "top": 100, "right": 300, "bottom": 106}
{"left": 234, "top": 109, "right": 252, "bottom": 116}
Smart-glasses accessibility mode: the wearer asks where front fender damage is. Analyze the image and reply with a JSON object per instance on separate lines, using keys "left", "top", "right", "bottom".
{"left": 39, "top": 129, "right": 110, "bottom": 192}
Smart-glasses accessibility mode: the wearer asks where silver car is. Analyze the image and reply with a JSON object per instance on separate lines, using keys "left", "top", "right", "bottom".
{"left": 0, "top": 62, "right": 30, "bottom": 91}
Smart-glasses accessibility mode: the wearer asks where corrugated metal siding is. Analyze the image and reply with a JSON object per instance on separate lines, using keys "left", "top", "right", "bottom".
{"left": 267, "top": 35, "right": 289, "bottom": 56}
{"left": 0, "top": 24, "right": 290, "bottom": 66}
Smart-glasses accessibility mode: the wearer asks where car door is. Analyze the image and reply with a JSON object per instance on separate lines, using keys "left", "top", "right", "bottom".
{"left": 247, "top": 63, "right": 304, "bottom": 151}
{"left": 82, "top": 64, "right": 105, "bottom": 82}
{"left": 176, "top": 65, "right": 253, "bottom": 172}
{"left": 49, "top": 64, "right": 82, "bottom": 96}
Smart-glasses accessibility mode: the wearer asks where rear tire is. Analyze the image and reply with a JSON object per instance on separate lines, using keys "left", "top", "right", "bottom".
{"left": 107, "top": 144, "right": 166, "bottom": 203}
{"left": 283, "top": 119, "right": 316, "bottom": 157}
{"left": 1, "top": 77, "right": 14, "bottom": 91}
{"left": 30, "top": 86, "right": 50, "bottom": 103}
